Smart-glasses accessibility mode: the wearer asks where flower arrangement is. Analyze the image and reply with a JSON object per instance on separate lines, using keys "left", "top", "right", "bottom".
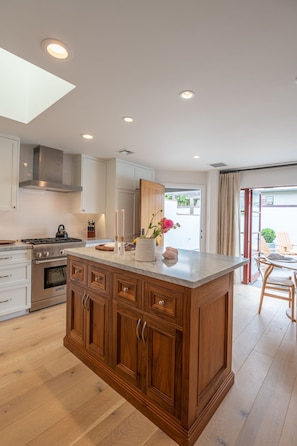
{"left": 143, "top": 210, "right": 180, "bottom": 239}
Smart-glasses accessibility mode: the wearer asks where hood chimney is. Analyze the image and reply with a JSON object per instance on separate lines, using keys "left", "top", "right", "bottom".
{"left": 19, "top": 145, "right": 82, "bottom": 192}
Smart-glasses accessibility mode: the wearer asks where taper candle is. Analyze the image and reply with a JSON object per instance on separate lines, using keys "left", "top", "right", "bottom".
{"left": 121, "top": 209, "right": 125, "bottom": 240}
{"left": 115, "top": 210, "right": 118, "bottom": 238}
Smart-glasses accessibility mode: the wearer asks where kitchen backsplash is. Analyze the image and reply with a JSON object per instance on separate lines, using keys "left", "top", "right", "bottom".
{"left": 0, "top": 188, "right": 105, "bottom": 240}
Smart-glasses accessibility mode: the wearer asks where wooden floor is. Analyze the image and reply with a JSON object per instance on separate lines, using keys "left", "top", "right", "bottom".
{"left": 0, "top": 284, "right": 296, "bottom": 446}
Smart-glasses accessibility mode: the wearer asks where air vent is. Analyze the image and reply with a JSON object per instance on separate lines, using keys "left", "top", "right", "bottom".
{"left": 209, "top": 162, "right": 227, "bottom": 168}
{"left": 118, "top": 149, "right": 134, "bottom": 155}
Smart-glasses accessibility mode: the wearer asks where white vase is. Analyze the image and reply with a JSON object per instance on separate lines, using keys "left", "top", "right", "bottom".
{"left": 135, "top": 237, "right": 156, "bottom": 261}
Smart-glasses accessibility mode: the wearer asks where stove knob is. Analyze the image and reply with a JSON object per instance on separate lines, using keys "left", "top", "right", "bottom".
{"left": 59, "top": 249, "right": 65, "bottom": 255}
{"left": 36, "top": 251, "right": 42, "bottom": 258}
{"left": 44, "top": 251, "right": 50, "bottom": 257}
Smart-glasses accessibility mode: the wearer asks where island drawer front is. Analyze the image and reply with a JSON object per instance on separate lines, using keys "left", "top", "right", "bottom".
{"left": 113, "top": 273, "right": 141, "bottom": 307}
{"left": 69, "top": 258, "right": 87, "bottom": 285}
{"left": 88, "top": 264, "right": 111, "bottom": 295}
{"left": 144, "top": 282, "right": 183, "bottom": 325}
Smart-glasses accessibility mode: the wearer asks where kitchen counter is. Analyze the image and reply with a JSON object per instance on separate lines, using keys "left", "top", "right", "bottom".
{"left": 65, "top": 245, "right": 247, "bottom": 288}
{"left": 0, "top": 241, "right": 32, "bottom": 251}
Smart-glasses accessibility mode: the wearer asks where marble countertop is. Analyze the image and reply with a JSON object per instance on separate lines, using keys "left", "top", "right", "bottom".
{"left": 65, "top": 246, "right": 248, "bottom": 288}
{"left": 0, "top": 241, "right": 32, "bottom": 251}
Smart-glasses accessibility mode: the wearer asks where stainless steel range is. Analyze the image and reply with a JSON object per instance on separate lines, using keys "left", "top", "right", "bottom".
{"left": 22, "top": 236, "right": 85, "bottom": 311}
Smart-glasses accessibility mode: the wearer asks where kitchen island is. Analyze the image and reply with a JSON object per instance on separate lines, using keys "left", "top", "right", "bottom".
{"left": 63, "top": 246, "right": 247, "bottom": 446}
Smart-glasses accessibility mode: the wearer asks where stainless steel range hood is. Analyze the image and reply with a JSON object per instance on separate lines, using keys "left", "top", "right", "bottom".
{"left": 19, "top": 145, "right": 82, "bottom": 192}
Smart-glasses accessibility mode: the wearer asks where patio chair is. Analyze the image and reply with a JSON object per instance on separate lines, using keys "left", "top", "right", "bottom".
{"left": 276, "top": 232, "right": 297, "bottom": 255}
{"left": 255, "top": 257, "right": 295, "bottom": 321}
{"left": 260, "top": 236, "right": 271, "bottom": 256}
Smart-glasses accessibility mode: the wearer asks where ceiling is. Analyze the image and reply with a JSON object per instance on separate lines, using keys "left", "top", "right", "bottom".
{"left": 1, "top": 0, "right": 297, "bottom": 172}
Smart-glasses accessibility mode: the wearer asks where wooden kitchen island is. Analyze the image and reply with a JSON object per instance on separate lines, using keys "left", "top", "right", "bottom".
{"left": 63, "top": 246, "right": 247, "bottom": 446}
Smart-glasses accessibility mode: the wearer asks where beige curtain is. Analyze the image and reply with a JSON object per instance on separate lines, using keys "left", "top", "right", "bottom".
{"left": 218, "top": 172, "right": 240, "bottom": 257}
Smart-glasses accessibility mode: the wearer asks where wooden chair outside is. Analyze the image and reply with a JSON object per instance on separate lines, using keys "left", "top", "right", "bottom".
{"left": 255, "top": 257, "right": 295, "bottom": 321}
{"left": 260, "top": 236, "right": 271, "bottom": 256}
{"left": 276, "top": 232, "right": 297, "bottom": 255}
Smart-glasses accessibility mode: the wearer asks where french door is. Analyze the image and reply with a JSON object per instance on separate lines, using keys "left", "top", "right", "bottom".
{"left": 241, "top": 189, "right": 262, "bottom": 284}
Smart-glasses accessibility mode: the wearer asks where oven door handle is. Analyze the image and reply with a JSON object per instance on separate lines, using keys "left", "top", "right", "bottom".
{"left": 34, "top": 257, "right": 67, "bottom": 264}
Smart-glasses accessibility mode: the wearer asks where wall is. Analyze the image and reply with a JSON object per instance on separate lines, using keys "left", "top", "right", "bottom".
{"left": 240, "top": 165, "right": 297, "bottom": 188}
{"left": 0, "top": 188, "right": 106, "bottom": 241}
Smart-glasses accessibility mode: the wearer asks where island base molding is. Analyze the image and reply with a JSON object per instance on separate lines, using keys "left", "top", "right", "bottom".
{"left": 64, "top": 336, "right": 234, "bottom": 446}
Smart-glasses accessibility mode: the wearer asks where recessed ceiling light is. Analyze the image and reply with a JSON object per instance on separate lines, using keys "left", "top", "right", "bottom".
{"left": 122, "top": 116, "right": 134, "bottom": 123}
{"left": 193, "top": 155, "right": 200, "bottom": 159}
{"left": 42, "top": 39, "right": 70, "bottom": 59}
{"left": 179, "top": 90, "right": 195, "bottom": 99}
{"left": 81, "top": 133, "right": 93, "bottom": 140}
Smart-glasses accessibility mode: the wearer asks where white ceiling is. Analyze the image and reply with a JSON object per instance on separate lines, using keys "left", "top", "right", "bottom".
{"left": 1, "top": 0, "right": 296, "bottom": 172}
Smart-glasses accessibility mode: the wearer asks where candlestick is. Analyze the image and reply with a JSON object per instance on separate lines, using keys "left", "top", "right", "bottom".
{"left": 114, "top": 237, "right": 119, "bottom": 254}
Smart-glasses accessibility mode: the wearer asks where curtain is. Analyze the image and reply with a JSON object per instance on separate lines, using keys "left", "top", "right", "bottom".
{"left": 218, "top": 172, "right": 240, "bottom": 257}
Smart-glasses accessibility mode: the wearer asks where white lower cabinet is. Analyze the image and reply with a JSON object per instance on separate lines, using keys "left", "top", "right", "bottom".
{"left": 0, "top": 249, "right": 31, "bottom": 320}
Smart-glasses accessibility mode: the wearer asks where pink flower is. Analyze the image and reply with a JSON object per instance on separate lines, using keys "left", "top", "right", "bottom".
{"left": 144, "top": 210, "right": 180, "bottom": 238}
{"left": 161, "top": 218, "right": 174, "bottom": 231}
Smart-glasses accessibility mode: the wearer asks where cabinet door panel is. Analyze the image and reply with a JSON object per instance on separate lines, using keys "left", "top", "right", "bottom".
{"left": 85, "top": 292, "right": 108, "bottom": 361}
{"left": 0, "top": 135, "right": 19, "bottom": 210}
{"left": 112, "top": 304, "right": 140, "bottom": 387}
{"left": 67, "top": 284, "right": 84, "bottom": 346}
{"left": 117, "top": 190, "right": 135, "bottom": 241}
{"left": 145, "top": 319, "right": 182, "bottom": 416}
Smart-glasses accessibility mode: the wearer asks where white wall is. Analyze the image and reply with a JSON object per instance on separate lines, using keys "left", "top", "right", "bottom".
{"left": 240, "top": 165, "right": 297, "bottom": 188}
{"left": 0, "top": 188, "right": 106, "bottom": 241}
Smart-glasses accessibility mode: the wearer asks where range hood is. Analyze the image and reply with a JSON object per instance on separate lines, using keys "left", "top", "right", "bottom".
{"left": 19, "top": 145, "right": 82, "bottom": 192}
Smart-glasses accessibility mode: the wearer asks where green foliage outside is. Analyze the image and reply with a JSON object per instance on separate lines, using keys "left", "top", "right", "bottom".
{"left": 165, "top": 194, "right": 200, "bottom": 207}
{"left": 261, "top": 228, "right": 276, "bottom": 243}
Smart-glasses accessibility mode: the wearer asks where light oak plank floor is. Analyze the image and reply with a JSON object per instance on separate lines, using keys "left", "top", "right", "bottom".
{"left": 0, "top": 284, "right": 296, "bottom": 446}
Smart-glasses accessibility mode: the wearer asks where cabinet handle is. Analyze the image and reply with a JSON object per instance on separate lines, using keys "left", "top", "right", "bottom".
{"left": 158, "top": 299, "right": 165, "bottom": 306}
{"left": 123, "top": 286, "right": 129, "bottom": 292}
{"left": 136, "top": 319, "right": 141, "bottom": 340}
{"left": 81, "top": 292, "right": 87, "bottom": 308}
{"left": 85, "top": 294, "right": 90, "bottom": 310}
{"left": 0, "top": 256, "right": 13, "bottom": 261}
{"left": 141, "top": 321, "right": 147, "bottom": 343}
{"left": 0, "top": 298, "right": 12, "bottom": 304}
{"left": 74, "top": 268, "right": 81, "bottom": 275}
{"left": 0, "top": 274, "right": 12, "bottom": 279}
{"left": 95, "top": 275, "right": 101, "bottom": 283}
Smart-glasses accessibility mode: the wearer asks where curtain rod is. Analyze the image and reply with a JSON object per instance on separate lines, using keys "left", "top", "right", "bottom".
{"left": 220, "top": 162, "right": 297, "bottom": 174}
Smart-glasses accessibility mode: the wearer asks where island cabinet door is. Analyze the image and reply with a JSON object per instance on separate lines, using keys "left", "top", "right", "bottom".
{"left": 84, "top": 290, "right": 109, "bottom": 363}
{"left": 112, "top": 303, "right": 141, "bottom": 388}
{"left": 67, "top": 283, "right": 85, "bottom": 346}
{"left": 141, "top": 316, "right": 183, "bottom": 418}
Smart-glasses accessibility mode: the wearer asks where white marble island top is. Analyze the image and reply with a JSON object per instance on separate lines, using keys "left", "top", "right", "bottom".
{"left": 65, "top": 246, "right": 248, "bottom": 288}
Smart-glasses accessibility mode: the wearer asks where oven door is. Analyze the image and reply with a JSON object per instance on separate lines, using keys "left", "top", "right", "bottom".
{"left": 31, "top": 257, "right": 67, "bottom": 311}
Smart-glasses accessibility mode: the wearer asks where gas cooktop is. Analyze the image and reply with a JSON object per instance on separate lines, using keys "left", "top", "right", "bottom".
{"left": 22, "top": 237, "right": 83, "bottom": 245}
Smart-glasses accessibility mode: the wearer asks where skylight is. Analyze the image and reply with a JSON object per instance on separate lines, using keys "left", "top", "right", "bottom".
{"left": 0, "top": 48, "right": 76, "bottom": 124}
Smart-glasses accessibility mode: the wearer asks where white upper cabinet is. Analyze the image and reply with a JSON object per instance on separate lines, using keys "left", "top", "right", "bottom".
{"left": 72, "top": 155, "right": 106, "bottom": 214}
{"left": 0, "top": 134, "right": 20, "bottom": 211}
